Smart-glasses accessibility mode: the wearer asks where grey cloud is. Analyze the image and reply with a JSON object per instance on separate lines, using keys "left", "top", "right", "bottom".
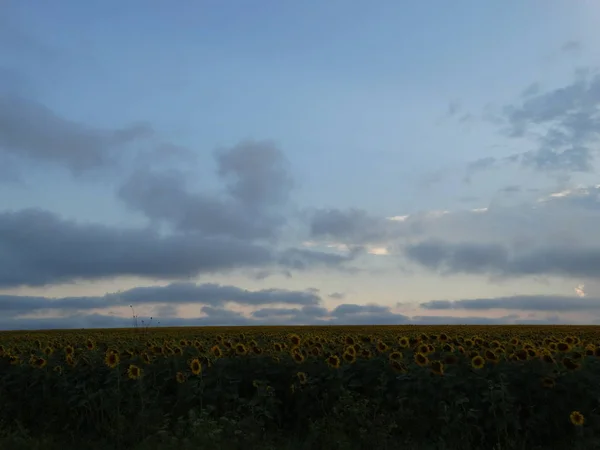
{"left": 521, "top": 82, "right": 541, "bottom": 98}
{"left": 468, "top": 70, "right": 600, "bottom": 177}
{"left": 308, "top": 207, "right": 417, "bottom": 247}
{"left": 0, "top": 282, "right": 321, "bottom": 317}
{"left": 251, "top": 307, "right": 300, "bottom": 318}
{"left": 0, "top": 312, "right": 256, "bottom": 331}
{"left": 561, "top": 40, "right": 582, "bottom": 54}
{"left": 332, "top": 303, "right": 390, "bottom": 316}
{"left": 499, "top": 185, "right": 522, "bottom": 194}
{"left": 540, "top": 185, "right": 600, "bottom": 211}
{"left": 115, "top": 282, "right": 321, "bottom": 307}
{"left": 0, "top": 95, "right": 153, "bottom": 173}
{"left": 464, "top": 156, "right": 500, "bottom": 182}
{"left": 411, "top": 315, "right": 518, "bottom": 325}
{"left": 328, "top": 292, "right": 345, "bottom": 299}
{"left": 0, "top": 208, "right": 274, "bottom": 288}
{"left": 420, "top": 295, "right": 600, "bottom": 312}
{"left": 446, "top": 101, "right": 461, "bottom": 117}
{"left": 310, "top": 208, "right": 390, "bottom": 244}
{"left": 119, "top": 140, "right": 293, "bottom": 241}
{"left": 277, "top": 247, "right": 361, "bottom": 272}
{"left": 215, "top": 140, "right": 294, "bottom": 211}
{"left": 405, "top": 239, "right": 600, "bottom": 279}
{"left": 0, "top": 208, "right": 352, "bottom": 288}
{"left": 118, "top": 169, "right": 277, "bottom": 240}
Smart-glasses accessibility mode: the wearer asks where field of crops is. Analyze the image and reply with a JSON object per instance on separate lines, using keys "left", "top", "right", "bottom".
{"left": 1, "top": 325, "right": 599, "bottom": 450}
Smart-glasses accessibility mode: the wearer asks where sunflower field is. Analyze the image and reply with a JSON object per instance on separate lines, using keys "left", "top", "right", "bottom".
{"left": 1, "top": 325, "right": 599, "bottom": 450}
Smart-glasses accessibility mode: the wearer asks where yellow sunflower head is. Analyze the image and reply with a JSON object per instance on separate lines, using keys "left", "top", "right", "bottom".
{"left": 127, "top": 364, "right": 143, "bottom": 380}
{"left": 190, "top": 358, "right": 202, "bottom": 375}
{"left": 414, "top": 352, "right": 429, "bottom": 367}
{"left": 570, "top": 411, "right": 585, "bottom": 426}
{"left": 471, "top": 355, "right": 485, "bottom": 369}
{"left": 104, "top": 351, "right": 120, "bottom": 369}
{"left": 326, "top": 355, "right": 341, "bottom": 369}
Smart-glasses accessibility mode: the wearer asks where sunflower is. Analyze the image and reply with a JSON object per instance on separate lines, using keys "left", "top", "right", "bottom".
{"left": 556, "top": 342, "right": 571, "bottom": 352}
{"left": 53, "top": 365, "right": 63, "bottom": 374}
{"left": 66, "top": 355, "right": 76, "bottom": 367}
{"left": 289, "top": 334, "right": 301, "bottom": 346}
{"left": 190, "top": 358, "right": 202, "bottom": 375}
{"left": 398, "top": 337, "right": 410, "bottom": 348}
{"left": 570, "top": 411, "right": 585, "bottom": 426}
{"left": 9, "top": 355, "right": 20, "bottom": 365}
{"left": 86, "top": 339, "right": 95, "bottom": 350}
{"left": 293, "top": 352, "right": 305, "bottom": 363}
{"left": 33, "top": 357, "right": 47, "bottom": 369}
{"left": 361, "top": 349, "right": 372, "bottom": 359}
{"left": 296, "top": 372, "right": 308, "bottom": 385}
{"left": 326, "top": 355, "right": 341, "bottom": 369}
{"left": 344, "top": 336, "right": 355, "bottom": 346}
{"left": 471, "top": 355, "right": 485, "bottom": 369}
{"left": 342, "top": 351, "right": 356, "bottom": 364}
{"left": 389, "top": 351, "right": 403, "bottom": 361}
{"left": 210, "top": 345, "right": 223, "bottom": 358}
{"left": 104, "top": 351, "right": 120, "bottom": 369}
{"left": 376, "top": 341, "right": 389, "bottom": 353}
{"left": 344, "top": 346, "right": 356, "bottom": 356}
{"left": 273, "top": 342, "right": 283, "bottom": 352}
{"left": 127, "top": 364, "right": 143, "bottom": 380}
{"left": 430, "top": 360, "right": 444, "bottom": 376}
{"left": 43, "top": 346, "right": 54, "bottom": 356}
{"left": 417, "top": 344, "right": 430, "bottom": 354}
{"left": 235, "top": 343, "right": 247, "bottom": 356}
{"left": 64, "top": 345, "right": 75, "bottom": 356}
{"left": 414, "top": 352, "right": 429, "bottom": 367}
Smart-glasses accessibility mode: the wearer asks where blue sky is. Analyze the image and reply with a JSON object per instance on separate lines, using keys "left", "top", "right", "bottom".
{"left": 2, "top": 1, "right": 600, "bottom": 329}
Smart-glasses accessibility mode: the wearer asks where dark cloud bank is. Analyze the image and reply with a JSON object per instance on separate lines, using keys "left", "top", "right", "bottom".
{"left": 0, "top": 281, "right": 580, "bottom": 330}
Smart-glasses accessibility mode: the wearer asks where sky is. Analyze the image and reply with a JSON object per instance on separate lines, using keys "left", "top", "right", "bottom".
{"left": 2, "top": 1, "right": 600, "bottom": 329}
